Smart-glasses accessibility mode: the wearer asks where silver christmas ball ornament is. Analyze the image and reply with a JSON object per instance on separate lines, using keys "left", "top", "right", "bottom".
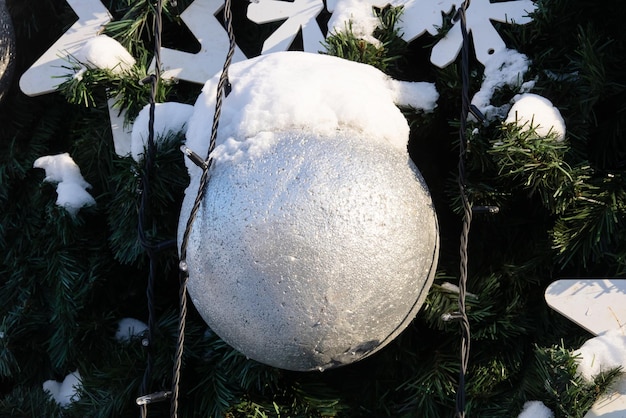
{"left": 0, "top": 0, "right": 16, "bottom": 103}
{"left": 179, "top": 130, "right": 439, "bottom": 371}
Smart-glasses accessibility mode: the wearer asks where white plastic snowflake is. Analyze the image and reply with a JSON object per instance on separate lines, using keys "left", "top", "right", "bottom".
{"left": 248, "top": 0, "right": 536, "bottom": 69}
{"left": 20, "top": 0, "right": 112, "bottom": 96}
{"left": 396, "top": 0, "right": 457, "bottom": 41}
{"left": 248, "top": 0, "right": 326, "bottom": 54}
{"left": 430, "top": 0, "right": 536, "bottom": 68}
{"left": 159, "top": 0, "right": 247, "bottom": 84}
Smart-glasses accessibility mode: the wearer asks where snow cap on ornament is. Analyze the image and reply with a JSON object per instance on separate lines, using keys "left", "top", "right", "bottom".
{"left": 180, "top": 51, "right": 440, "bottom": 371}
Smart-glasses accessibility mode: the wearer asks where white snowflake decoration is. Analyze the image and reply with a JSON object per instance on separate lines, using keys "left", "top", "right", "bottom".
{"left": 21, "top": 0, "right": 538, "bottom": 96}
{"left": 19, "top": 0, "right": 538, "bottom": 161}
{"left": 430, "top": 0, "right": 536, "bottom": 67}
{"left": 327, "top": 0, "right": 456, "bottom": 45}
{"left": 398, "top": 0, "right": 457, "bottom": 41}
{"left": 19, "top": 0, "right": 112, "bottom": 95}
{"left": 248, "top": 0, "right": 537, "bottom": 68}
{"left": 248, "top": 0, "right": 326, "bottom": 54}
{"left": 158, "top": 0, "right": 247, "bottom": 84}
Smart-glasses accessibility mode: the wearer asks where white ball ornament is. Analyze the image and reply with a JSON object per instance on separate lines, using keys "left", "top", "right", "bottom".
{"left": 179, "top": 52, "right": 440, "bottom": 371}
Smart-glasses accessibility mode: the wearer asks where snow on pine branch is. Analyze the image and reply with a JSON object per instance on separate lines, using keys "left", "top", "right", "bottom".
{"left": 130, "top": 102, "right": 194, "bottom": 162}
{"left": 33, "top": 153, "right": 96, "bottom": 217}
{"left": 43, "top": 371, "right": 82, "bottom": 407}
{"left": 517, "top": 401, "right": 554, "bottom": 418}
{"left": 574, "top": 330, "right": 626, "bottom": 382}
{"left": 73, "top": 35, "right": 135, "bottom": 74}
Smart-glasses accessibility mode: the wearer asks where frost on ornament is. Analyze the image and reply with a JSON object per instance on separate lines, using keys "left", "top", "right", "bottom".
{"left": 505, "top": 93, "right": 566, "bottom": 141}
{"left": 33, "top": 153, "right": 96, "bottom": 217}
{"left": 179, "top": 51, "right": 439, "bottom": 371}
{"left": 43, "top": 371, "right": 82, "bottom": 407}
{"left": 185, "top": 51, "right": 438, "bottom": 165}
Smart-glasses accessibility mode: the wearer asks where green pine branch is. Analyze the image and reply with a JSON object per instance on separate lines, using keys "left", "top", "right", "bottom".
{"left": 528, "top": 344, "right": 622, "bottom": 418}
{"left": 104, "top": 0, "right": 193, "bottom": 55}
{"left": 489, "top": 123, "right": 585, "bottom": 215}
{"left": 552, "top": 173, "right": 626, "bottom": 269}
{"left": 57, "top": 52, "right": 171, "bottom": 124}
{"left": 323, "top": 6, "right": 407, "bottom": 76}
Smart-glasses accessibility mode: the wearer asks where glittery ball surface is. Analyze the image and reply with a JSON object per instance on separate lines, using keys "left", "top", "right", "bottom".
{"left": 179, "top": 131, "right": 439, "bottom": 371}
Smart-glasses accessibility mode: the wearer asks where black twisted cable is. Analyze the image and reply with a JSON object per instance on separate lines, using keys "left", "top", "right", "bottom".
{"left": 455, "top": 1, "right": 473, "bottom": 417}
{"left": 136, "top": 1, "right": 170, "bottom": 418}
{"left": 170, "top": 0, "right": 237, "bottom": 416}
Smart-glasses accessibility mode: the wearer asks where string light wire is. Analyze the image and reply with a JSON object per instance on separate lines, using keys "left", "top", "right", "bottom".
{"left": 136, "top": 0, "right": 174, "bottom": 417}
{"left": 171, "top": 0, "right": 237, "bottom": 416}
{"left": 455, "top": 1, "right": 473, "bottom": 417}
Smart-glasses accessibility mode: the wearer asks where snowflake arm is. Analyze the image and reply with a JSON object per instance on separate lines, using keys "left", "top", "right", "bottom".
{"left": 19, "top": 0, "right": 111, "bottom": 96}
{"left": 398, "top": 0, "right": 456, "bottom": 41}
{"left": 248, "top": 0, "right": 326, "bottom": 53}
{"left": 159, "top": 0, "right": 247, "bottom": 84}
{"left": 430, "top": 0, "right": 536, "bottom": 68}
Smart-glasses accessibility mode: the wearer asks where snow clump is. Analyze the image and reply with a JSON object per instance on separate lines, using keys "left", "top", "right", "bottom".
{"left": 43, "top": 371, "right": 82, "bottom": 407}
{"left": 326, "top": 0, "right": 383, "bottom": 45}
{"left": 471, "top": 48, "right": 533, "bottom": 121}
{"left": 73, "top": 35, "right": 135, "bottom": 74}
{"left": 517, "top": 400, "right": 554, "bottom": 418}
{"left": 33, "top": 153, "right": 96, "bottom": 216}
{"left": 130, "top": 102, "right": 194, "bottom": 162}
{"left": 505, "top": 93, "right": 566, "bottom": 141}
{"left": 574, "top": 329, "right": 626, "bottom": 382}
{"left": 115, "top": 318, "right": 149, "bottom": 342}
